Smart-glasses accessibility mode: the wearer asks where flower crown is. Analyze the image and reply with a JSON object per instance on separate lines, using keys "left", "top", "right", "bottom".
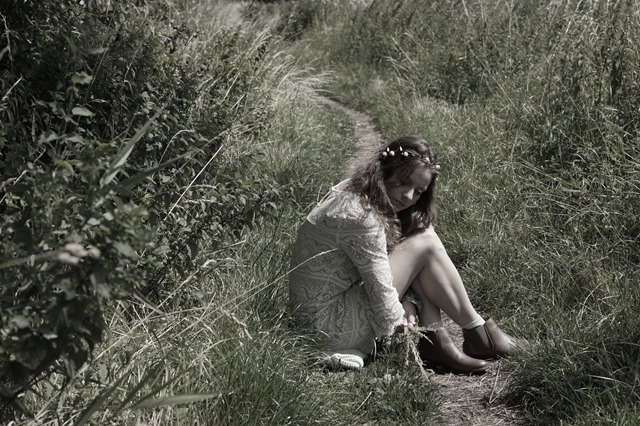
{"left": 379, "top": 146, "right": 441, "bottom": 170}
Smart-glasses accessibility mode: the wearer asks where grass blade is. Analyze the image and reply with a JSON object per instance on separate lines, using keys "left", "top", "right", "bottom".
{"left": 116, "top": 154, "right": 188, "bottom": 189}
{"left": 131, "top": 392, "right": 221, "bottom": 409}
{"left": 73, "top": 372, "right": 129, "bottom": 426}
{"left": 100, "top": 111, "right": 161, "bottom": 187}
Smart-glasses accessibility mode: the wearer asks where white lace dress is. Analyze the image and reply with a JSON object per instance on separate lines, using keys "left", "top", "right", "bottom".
{"left": 288, "top": 181, "right": 405, "bottom": 354}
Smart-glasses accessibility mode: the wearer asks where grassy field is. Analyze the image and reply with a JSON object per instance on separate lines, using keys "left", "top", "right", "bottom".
{"left": 279, "top": 0, "right": 640, "bottom": 424}
{"left": 2, "top": 0, "right": 640, "bottom": 424}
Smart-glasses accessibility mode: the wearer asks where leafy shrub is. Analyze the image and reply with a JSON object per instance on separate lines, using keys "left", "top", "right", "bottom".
{"left": 0, "top": 0, "right": 280, "bottom": 414}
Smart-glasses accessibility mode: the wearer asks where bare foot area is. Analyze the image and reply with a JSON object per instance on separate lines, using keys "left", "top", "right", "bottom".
{"left": 322, "top": 96, "right": 525, "bottom": 426}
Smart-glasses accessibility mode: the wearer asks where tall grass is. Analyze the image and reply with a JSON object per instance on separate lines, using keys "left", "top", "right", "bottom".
{"left": 7, "top": 0, "right": 640, "bottom": 424}
{"left": 265, "top": 0, "right": 640, "bottom": 423}
{"left": 4, "top": 2, "right": 441, "bottom": 423}
{"left": 16, "top": 77, "right": 439, "bottom": 425}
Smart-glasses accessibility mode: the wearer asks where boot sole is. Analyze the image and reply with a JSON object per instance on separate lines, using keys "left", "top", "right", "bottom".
{"left": 422, "top": 360, "right": 487, "bottom": 375}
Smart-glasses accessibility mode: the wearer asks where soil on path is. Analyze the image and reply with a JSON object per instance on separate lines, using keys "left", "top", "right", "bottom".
{"left": 321, "top": 97, "right": 525, "bottom": 426}
{"left": 318, "top": 97, "right": 380, "bottom": 176}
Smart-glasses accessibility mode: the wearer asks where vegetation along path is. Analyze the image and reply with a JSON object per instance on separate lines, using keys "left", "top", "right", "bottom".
{"left": 323, "top": 97, "right": 525, "bottom": 426}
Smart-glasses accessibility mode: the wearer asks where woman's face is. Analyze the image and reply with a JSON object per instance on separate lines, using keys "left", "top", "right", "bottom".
{"left": 385, "top": 164, "right": 434, "bottom": 212}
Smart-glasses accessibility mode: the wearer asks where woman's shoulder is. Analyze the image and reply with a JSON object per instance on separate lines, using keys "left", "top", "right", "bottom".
{"left": 308, "top": 182, "right": 382, "bottom": 230}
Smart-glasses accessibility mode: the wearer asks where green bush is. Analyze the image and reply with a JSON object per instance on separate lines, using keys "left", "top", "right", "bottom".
{"left": 0, "top": 0, "right": 281, "bottom": 413}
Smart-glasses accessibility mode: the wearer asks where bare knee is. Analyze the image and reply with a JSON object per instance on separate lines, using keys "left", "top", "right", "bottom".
{"left": 389, "top": 227, "right": 449, "bottom": 289}
{"left": 403, "top": 227, "right": 446, "bottom": 258}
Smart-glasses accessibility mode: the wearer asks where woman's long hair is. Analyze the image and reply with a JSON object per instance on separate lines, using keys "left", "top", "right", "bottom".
{"left": 346, "top": 135, "right": 440, "bottom": 249}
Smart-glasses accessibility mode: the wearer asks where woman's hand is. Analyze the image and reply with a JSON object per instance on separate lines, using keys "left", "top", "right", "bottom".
{"left": 396, "top": 300, "right": 418, "bottom": 333}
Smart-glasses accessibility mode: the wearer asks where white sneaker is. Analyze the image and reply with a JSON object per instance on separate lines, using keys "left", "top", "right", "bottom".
{"left": 320, "top": 349, "right": 366, "bottom": 370}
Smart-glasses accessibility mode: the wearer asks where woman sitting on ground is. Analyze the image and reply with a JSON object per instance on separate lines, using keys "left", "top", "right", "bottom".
{"left": 288, "top": 135, "right": 515, "bottom": 372}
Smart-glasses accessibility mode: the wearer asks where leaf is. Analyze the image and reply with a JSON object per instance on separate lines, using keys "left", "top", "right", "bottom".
{"left": 0, "top": 46, "right": 9, "bottom": 62}
{"left": 113, "top": 242, "right": 137, "bottom": 258}
{"left": 11, "top": 315, "right": 30, "bottom": 328}
{"left": 14, "top": 338, "right": 48, "bottom": 370}
{"left": 100, "top": 111, "right": 161, "bottom": 187}
{"left": 62, "top": 34, "right": 78, "bottom": 55}
{"left": 39, "top": 131, "right": 60, "bottom": 143}
{"left": 65, "top": 134, "right": 86, "bottom": 143}
{"left": 54, "top": 159, "right": 75, "bottom": 174}
{"left": 95, "top": 283, "right": 111, "bottom": 299}
{"left": 131, "top": 393, "right": 221, "bottom": 409}
{"left": 71, "top": 72, "right": 93, "bottom": 85}
{"left": 186, "top": 238, "right": 198, "bottom": 259}
{"left": 116, "top": 154, "right": 187, "bottom": 189}
{"left": 87, "top": 47, "right": 107, "bottom": 55}
{"left": 91, "top": 270, "right": 111, "bottom": 299}
{"left": 71, "top": 106, "right": 95, "bottom": 117}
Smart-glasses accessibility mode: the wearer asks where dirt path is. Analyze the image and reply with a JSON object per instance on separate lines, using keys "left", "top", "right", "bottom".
{"left": 318, "top": 97, "right": 380, "bottom": 176}
{"left": 433, "top": 316, "right": 524, "bottom": 426}
{"left": 321, "top": 96, "right": 525, "bottom": 426}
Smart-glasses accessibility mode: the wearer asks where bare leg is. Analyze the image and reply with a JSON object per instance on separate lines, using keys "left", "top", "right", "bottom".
{"left": 410, "top": 279, "right": 441, "bottom": 327}
{"left": 389, "top": 227, "right": 481, "bottom": 327}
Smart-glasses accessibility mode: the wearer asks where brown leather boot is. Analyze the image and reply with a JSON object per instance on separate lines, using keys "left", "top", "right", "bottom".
{"left": 418, "top": 328, "right": 489, "bottom": 374}
{"left": 462, "top": 317, "right": 515, "bottom": 360}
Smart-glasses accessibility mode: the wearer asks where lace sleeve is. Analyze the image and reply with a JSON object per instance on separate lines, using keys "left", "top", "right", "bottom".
{"left": 335, "top": 212, "right": 405, "bottom": 338}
